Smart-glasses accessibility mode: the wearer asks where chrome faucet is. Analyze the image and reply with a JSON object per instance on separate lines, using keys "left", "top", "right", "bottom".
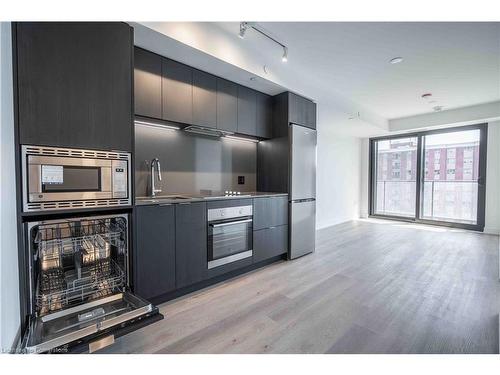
{"left": 150, "top": 158, "right": 162, "bottom": 197}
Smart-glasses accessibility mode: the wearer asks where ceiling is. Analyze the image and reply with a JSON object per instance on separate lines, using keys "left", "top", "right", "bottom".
{"left": 136, "top": 22, "right": 500, "bottom": 137}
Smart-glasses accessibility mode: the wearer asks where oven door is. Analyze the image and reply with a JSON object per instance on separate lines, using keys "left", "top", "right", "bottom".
{"left": 208, "top": 218, "right": 253, "bottom": 269}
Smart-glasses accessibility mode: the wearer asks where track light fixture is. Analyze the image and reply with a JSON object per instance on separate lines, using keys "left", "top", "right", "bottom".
{"left": 239, "top": 22, "right": 248, "bottom": 39}
{"left": 239, "top": 22, "right": 289, "bottom": 63}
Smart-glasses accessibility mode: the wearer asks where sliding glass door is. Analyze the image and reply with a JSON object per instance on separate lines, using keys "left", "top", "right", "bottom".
{"left": 369, "top": 124, "right": 487, "bottom": 231}
{"left": 372, "top": 136, "right": 418, "bottom": 218}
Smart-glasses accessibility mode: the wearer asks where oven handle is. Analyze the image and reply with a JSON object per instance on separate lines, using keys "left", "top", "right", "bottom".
{"left": 210, "top": 218, "right": 253, "bottom": 228}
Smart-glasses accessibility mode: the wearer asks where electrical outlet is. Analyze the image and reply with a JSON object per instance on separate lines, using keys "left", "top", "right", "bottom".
{"left": 238, "top": 176, "right": 245, "bottom": 185}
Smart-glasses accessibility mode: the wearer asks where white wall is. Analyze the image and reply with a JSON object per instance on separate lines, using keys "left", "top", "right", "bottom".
{"left": 358, "top": 121, "right": 500, "bottom": 234}
{"left": 0, "top": 21, "right": 20, "bottom": 352}
{"left": 316, "top": 122, "right": 361, "bottom": 229}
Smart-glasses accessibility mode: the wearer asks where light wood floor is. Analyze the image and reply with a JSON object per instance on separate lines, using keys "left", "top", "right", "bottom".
{"left": 102, "top": 220, "right": 500, "bottom": 354}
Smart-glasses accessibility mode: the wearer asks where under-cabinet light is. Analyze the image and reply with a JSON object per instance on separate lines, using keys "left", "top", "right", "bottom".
{"left": 224, "top": 135, "right": 260, "bottom": 143}
{"left": 134, "top": 120, "right": 180, "bottom": 131}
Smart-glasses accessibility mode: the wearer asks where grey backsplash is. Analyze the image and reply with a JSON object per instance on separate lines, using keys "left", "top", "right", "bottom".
{"left": 135, "top": 124, "right": 257, "bottom": 197}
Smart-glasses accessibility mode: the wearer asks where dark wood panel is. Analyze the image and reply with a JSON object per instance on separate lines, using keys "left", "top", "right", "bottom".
{"left": 253, "top": 196, "right": 288, "bottom": 230}
{"left": 192, "top": 70, "right": 217, "bottom": 128}
{"left": 216, "top": 78, "right": 238, "bottom": 133}
{"left": 162, "top": 58, "right": 193, "bottom": 125}
{"left": 237, "top": 85, "right": 257, "bottom": 136}
{"left": 253, "top": 225, "right": 288, "bottom": 263}
{"left": 16, "top": 22, "right": 133, "bottom": 151}
{"left": 134, "top": 205, "right": 176, "bottom": 300}
{"left": 175, "top": 202, "right": 208, "bottom": 288}
{"left": 134, "top": 47, "right": 162, "bottom": 119}
{"left": 256, "top": 91, "right": 272, "bottom": 138}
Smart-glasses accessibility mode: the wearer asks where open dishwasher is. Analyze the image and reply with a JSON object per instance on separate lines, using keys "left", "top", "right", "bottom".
{"left": 22, "top": 213, "right": 161, "bottom": 353}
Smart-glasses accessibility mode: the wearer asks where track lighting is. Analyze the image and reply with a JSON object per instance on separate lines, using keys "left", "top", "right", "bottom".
{"left": 238, "top": 22, "right": 289, "bottom": 63}
{"left": 239, "top": 22, "right": 248, "bottom": 39}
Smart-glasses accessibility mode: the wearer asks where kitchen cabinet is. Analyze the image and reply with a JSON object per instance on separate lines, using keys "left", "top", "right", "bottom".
{"left": 15, "top": 22, "right": 133, "bottom": 151}
{"left": 288, "top": 92, "right": 316, "bottom": 130}
{"left": 193, "top": 70, "right": 217, "bottom": 129}
{"left": 253, "top": 225, "right": 288, "bottom": 263}
{"left": 134, "top": 205, "right": 176, "bottom": 300}
{"left": 175, "top": 202, "right": 208, "bottom": 289}
{"left": 162, "top": 58, "right": 193, "bottom": 125}
{"left": 134, "top": 47, "right": 162, "bottom": 119}
{"left": 237, "top": 85, "right": 257, "bottom": 136}
{"left": 216, "top": 78, "right": 238, "bottom": 133}
{"left": 256, "top": 92, "right": 273, "bottom": 138}
{"left": 253, "top": 196, "right": 288, "bottom": 231}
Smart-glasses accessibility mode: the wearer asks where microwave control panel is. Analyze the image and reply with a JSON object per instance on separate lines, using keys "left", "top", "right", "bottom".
{"left": 112, "top": 160, "right": 128, "bottom": 198}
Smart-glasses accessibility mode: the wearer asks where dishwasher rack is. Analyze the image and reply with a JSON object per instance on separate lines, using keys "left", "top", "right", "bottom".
{"left": 32, "top": 217, "right": 128, "bottom": 316}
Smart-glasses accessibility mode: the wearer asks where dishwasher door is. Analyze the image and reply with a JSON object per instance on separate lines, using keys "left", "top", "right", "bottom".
{"left": 24, "top": 292, "right": 160, "bottom": 353}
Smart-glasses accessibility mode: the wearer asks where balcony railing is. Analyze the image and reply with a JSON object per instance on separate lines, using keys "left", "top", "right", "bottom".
{"left": 375, "top": 180, "right": 478, "bottom": 224}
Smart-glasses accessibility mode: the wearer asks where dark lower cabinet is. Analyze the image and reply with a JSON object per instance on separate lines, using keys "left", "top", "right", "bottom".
{"left": 253, "top": 225, "right": 288, "bottom": 263}
{"left": 134, "top": 205, "right": 176, "bottom": 300}
{"left": 253, "top": 196, "right": 288, "bottom": 231}
{"left": 15, "top": 22, "right": 133, "bottom": 151}
{"left": 175, "top": 202, "right": 208, "bottom": 289}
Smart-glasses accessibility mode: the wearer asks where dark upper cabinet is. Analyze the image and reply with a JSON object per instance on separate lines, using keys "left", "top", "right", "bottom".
{"left": 237, "top": 85, "right": 257, "bottom": 136}
{"left": 216, "top": 78, "right": 238, "bottom": 133}
{"left": 253, "top": 196, "right": 288, "bottom": 231}
{"left": 134, "top": 47, "right": 162, "bottom": 119}
{"left": 192, "top": 70, "right": 217, "bottom": 129}
{"left": 256, "top": 92, "right": 273, "bottom": 138}
{"left": 134, "top": 205, "right": 176, "bottom": 300}
{"left": 15, "top": 22, "right": 133, "bottom": 151}
{"left": 288, "top": 92, "right": 316, "bottom": 130}
{"left": 175, "top": 202, "right": 208, "bottom": 289}
{"left": 162, "top": 58, "right": 193, "bottom": 125}
{"left": 253, "top": 225, "right": 288, "bottom": 263}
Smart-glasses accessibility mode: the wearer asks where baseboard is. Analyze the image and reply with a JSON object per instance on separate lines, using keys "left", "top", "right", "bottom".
{"left": 483, "top": 226, "right": 500, "bottom": 235}
{"left": 316, "top": 218, "right": 356, "bottom": 231}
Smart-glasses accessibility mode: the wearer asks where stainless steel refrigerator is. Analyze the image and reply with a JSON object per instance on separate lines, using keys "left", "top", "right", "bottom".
{"left": 289, "top": 124, "right": 317, "bottom": 259}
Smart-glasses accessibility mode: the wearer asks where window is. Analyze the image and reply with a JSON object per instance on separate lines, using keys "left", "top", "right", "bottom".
{"left": 370, "top": 124, "right": 487, "bottom": 231}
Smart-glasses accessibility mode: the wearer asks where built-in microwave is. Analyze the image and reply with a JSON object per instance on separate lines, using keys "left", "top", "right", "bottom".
{"left": 21, "top": 145, "right": 131, "bottom": 212}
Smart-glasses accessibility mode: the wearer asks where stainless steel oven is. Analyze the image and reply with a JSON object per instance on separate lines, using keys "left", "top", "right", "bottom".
{"left": 21, "top": 145, "right": 131, "bottom": 212}
{"left": 207, "top": 205, "right": 253, "bottom": 269}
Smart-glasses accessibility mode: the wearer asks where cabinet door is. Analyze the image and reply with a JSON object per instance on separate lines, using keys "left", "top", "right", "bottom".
{"left": 253, "top": 225, "right": 288, "bottom": 263}
{"left": 256, "top": 92, "right": 273, "bottom": 138}
{"left": 134, "top": 47, "right": 162, "bottom": 119}
{"left": 175, "top": 202, "right": 208, "bottom": 289}
{"left": 306, "top": 100, "right": 317, "bottom": 130}
{"left": 162, "top": 58, "right": 193, "bottom": 125}
{"left": 288, "top": 92, "right": 307, "bottom": 127}
{"left": 135, "top": 205, "right": 176, "bottom": 300}
{"left": 16, "top": 22, "right": 133, "bottom": 151}
{"left": 193, "top": 70, "right": 217, "bottom": 128}
{"left": 216, "top": 78, "right": 238, "bottom": 133}
{"left": 253, "top": 197, "right": 288, "bottom": 230}
{"left": 237, "top": 85, "right": 257, "bottom": 136}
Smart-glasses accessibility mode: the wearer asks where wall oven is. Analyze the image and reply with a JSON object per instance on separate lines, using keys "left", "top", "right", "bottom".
{"left": 207, "top": 205, "right": 253, "bottom": 269}
{"left": 22, "top": 213, "right": 160, "bottom": 353}
{"left": 21, "top": 145, "right": 131, "bottom": 212}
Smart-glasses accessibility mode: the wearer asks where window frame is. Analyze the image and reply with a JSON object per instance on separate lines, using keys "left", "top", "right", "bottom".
{"left": 368, "top": 123, "right": 488, "bottom": 231}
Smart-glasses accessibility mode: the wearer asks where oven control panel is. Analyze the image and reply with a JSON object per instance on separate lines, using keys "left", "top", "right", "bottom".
{"left": 208, "top": 205, "right": 253, "bottom": 222}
